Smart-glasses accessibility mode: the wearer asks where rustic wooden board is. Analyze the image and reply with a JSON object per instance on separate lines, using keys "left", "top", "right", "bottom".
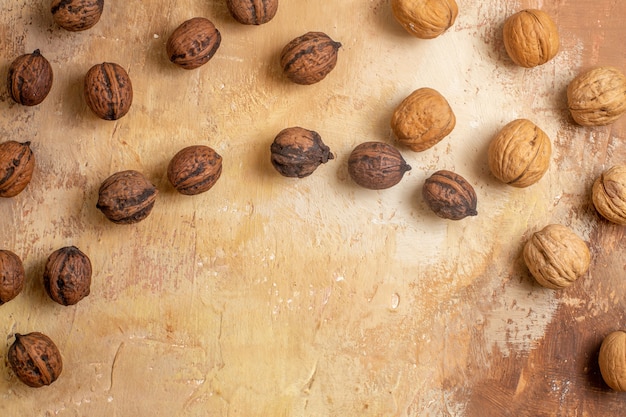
{"left": 1, "top": 0, "right": 625, "bottom": 415}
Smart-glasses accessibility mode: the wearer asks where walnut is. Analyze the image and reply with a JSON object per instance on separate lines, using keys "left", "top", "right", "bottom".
{"left": 270, "top": 127, "right": 334, "bottom": 178}
{"left": 487, "top": 119, "right": 552, "bottom": 188}
{"left": 84, "top": 62, "right": 133, "bottom": 120}
{"left": 8, "top": 332, "right": 63, "bottom": 387}
{"left": 51, "top": 0, "right": 104, "bottom": 31}
{"left": 227, "top": 0, "right": 278, "bottom": 25}
{"left": 0, "top": 250, "right": 25, "bottom": 305}
{"left": 7, "top": 49, "right": 53, "bottom": 106}
{"left": 43, "top": 246, "right": 92, "bottom": 306}
{"left": 503, "top": 9, "right": 560, "bottom": 68}
{"left": 96, "top": 170, "right": 158, "bottom": 224}
{"left": 167, "top": 17, "right": 221, "bottom": 70}
{"left": 592, "top": 165, "right": 626, "bottom": 225}
{"left": 348, "top": 142, "right": 411, "bottom": 190}
{"left": 422, "top": 170, "right": 477, "bottom": 220}
{"left": 523, "top": 224, "right": 590, "bottom": 290}
{"left": 391, "top": 87, "right": 456, "bottom": 152}
{"left": 280, "top": 32, "right": 341, "bottom": 85}
{"left": 567, "top": 66, "right": 626, "bottom": 126}
{"left": 599, "top": 330, "right": 626, "bottom": 391}
{"left": 168, "top": 145, "right": 223, "bottom": 195}
{"left": 391, "top": 0, "right": 458, "bottom": 39}
{"left": 0, "top": 141, "right": 35, "bottom": 198}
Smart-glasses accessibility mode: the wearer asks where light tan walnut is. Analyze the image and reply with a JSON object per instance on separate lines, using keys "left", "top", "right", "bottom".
{"left": 503, "top": 9, "right": 559, "bottom": 68}
{"left": 592, "top": 165, "right": 626, "bottom": 225}
{"left": 567, "top": 66, "right": 626, "bottom": 126}
{"left": 391, "top": 0, "right": 458, "bottom": 39}
{"left": 599, "top": 330, "right": 626, "bottom": 391}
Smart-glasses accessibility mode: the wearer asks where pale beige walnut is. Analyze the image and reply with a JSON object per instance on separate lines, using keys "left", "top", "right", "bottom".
{"left": 599, "top": 330, "right": 626, "bottom": 391}
{"left": 391, "top": 0, "right": 458, "bottom": 39}
{"left": 503, "top": 9, "right": 559, "bottom": 68}
{"left": 487, "top": 119, "right": 552, "bottom": 188}
{"left": 523, "top": 224, "right": 590, "bottom": 290}
{"left": 592, "top": 165, "right": 626, "bottom": 225}
{"left": 390, "top": 87, "right": 456, "bottom": 152}
{"left": 567, "top": 66, "right": 626, "bottom": 126}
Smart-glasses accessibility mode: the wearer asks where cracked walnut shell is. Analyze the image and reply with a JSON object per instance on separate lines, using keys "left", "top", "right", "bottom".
{"left": 599, "top": 330, "right": 626, "bottom": 391}
{"left": 391, "top": 0, "right": 458, "bottom": 39}
{"left": 503, "top": 9, "right": 559, "bottom": 68}
{"left": 8, "top": 332, "right": 63, "bottom": 388}
{"left": 567, "top": 66, "right": 626, "bottom": 126}
{"left": 592, "top": 165, "right": 626, "bottom": 225}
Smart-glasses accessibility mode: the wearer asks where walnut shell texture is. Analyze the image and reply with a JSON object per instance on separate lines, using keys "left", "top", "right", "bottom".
{"left": 168, "top": 145, "right": 223, "bottom": 195}
{"left": 51, "top": 0, "right": 104, "bottom": 31}
{"left": 0, "top": 140, "right": 35, "bottom": 198}
{"left": 0, "top": 250, "right": 25, "bottom": 305}
{"left": 270, "top": 127, "right": 334, "bottom": 178}
{"left": 84, "top": 62, "right": 133, "bottom": 120}
{"left": 487, "top": 119, "right": 552, "bottom": 188}
{"left": 422, "top": 170, "right": 477, "bottom": 220}
{"left": 592, "top": 165, "right": 626, "bottom": 225}
{"left": 391, "top": 87, "right": 456, "bottom": 152}
{"left": 43, "top": 246, "right": 92, "bottom": 306}
{"left": 167, "top": 17, "right": 221, "bottom": 70}
{"left": 97, "top": 170, "right": 158, "bottom": 224}
{"left": 391, "top": 0, "right": 458, "bottom": 39}
{"left": 599, "top": 330, "right": 626, "bottom": 392}
{"left": 348, "top": 142, "right": 411, "bottom": 190}
{"left": 8, "top": 332, "right": 63, "bottom": 388}
{"left": 7, "top": 49, "right": 53, "bottom": 106}
{"left": 503, "top": 9, "right": 560, "bottom": 68}
{"left": 567, "top": 66, "right": 626, "bottom": 126}
{"left": 280, "top": 32, "right": 341, "bottom": 85}
{"left": 227, "top": 0, "right": 278, "bottom": 25}
{"left": 523, "top": 224, "right": 590, "bottom": 290}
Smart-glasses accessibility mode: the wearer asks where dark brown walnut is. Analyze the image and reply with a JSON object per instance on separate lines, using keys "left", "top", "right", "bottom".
{"left": 43, "top": 246, "right": 92, "bottom": 306}
{"left": 84, "top": 62, "right": 133, "bottom": 120}
{"left": 7, "top": 49, "right": 53, "bottom": 106}
{"left": 96, "top": 170, "right": 158, "bottom": 224}
{"left": 168, "top": 145, "right": 223, "bottom": 195}
{"left": 270, "top": 127, "right": 334, "bottom": 178}
{"left": 423, "top": 170, "right": 477, "bottom": 220}
{"left": 227, "top": 0, "right": 278, "bottom": 25}
{"left": 280, "top": 32, "right": 341, "bottom": 85}
{"left": 0, "top": 250, "right": 25, "bottom": 305}
{"left": 0, "top": 141, "right": 35, "bottom": 198}
{"left": 167, "top": 17, "right": 221, "bottom": 70}
{"left": 8, "top": 332, "right": 63, "bottom": 388}
{"left": 348, "top": 142, "right": 411, "bottom": 190}
{"left": 51, "top": 0, "right": 104, "bottom": 31}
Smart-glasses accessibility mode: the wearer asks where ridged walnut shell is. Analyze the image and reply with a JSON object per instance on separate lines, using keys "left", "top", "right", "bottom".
{"left": 592, "top": 165, "right": 626, "bottom": 225}
{"left": 167, "top": 17, "right": 221, "bottom": 70}
{"left": 227, "top": 0, "right": 278, "bottom": 25}
{"left": 8, "top": 332, "right": 63, "bottom": 388}
{"left": 280, "top": 32, "right": 341, "bottom": 85}
{"left": 0, "top": 250, "right": 25, "bottom": 305}
{"left": 51, "top": 0, "right": 104, "bottom": 31}
{"left": 487, "top": 119, "right": 552, "bottom": 188}
{"left": 168, "top": 145, "right": 223, "bottom": 195}
{"left": 567, "top": 66, "right": 626, "bottom": 126}
{"left": 0, "top": 141, "right": 35, "bottom": 198}
{"left": 599, "top": 330, "right": 626, "bottom": 391}
{"left": 270, "top": 127, "right": 334, "bottom": 178}
{"left": 7, "top": 49, "right": 53, "bottom": 106}
{"left": 503, "top": 9, "right": 560, "bottom": 68}
{"left": 523, "top": 224, "right": 590, "bottom": 290}
{"left": 348, "top": 142, "right": 411, "bottom": 190}
{"left": 422, "top": 170, "right": 477, "bottom": 220}
{"left": 391, "top": 0, "right": 458, "bottom": 39}
{"left": 43, "top": 246, "right": 92, "bottom": 306}
{"left": 96, "top": 170, "right": 158, "bottom": 224}
{"left": 391, "top": 87, "right": 456, "bottom": 152}
{"left": 84, "top": 62, "right": 133, "bottom": 120}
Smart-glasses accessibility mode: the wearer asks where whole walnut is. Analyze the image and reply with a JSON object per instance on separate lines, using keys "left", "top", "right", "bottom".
{"left": 280, "top": 32, "right": 341, "bottom": 85}
{"left": 7, "top": 49, "right": 53, "bottom": 106}
{"left": 599, "top": 330, "right": 626, "bottom": 391}
{"left": 84, "top": 62, "right": 133, "bottom": 120}
{"left": 8, "top": 332, "right": 63, "bottom": 388}
{"left": 391, "top": 88, "right": 456, "bottom": 152}
{"left": 96, "top": 170, "right": 158, "bottom": 224}
{"left": 391, "top": 0, "right": 458, "bottom": 39}
{"left": 422, "top": 170, "right": 477, "bottom": 220}
{"left": 592, "top": 165, "right": 626, "bottom": 225}
{"left": 167, "top": 17, "right": 221, "bottom": 70}
{"left": 270, "top": 127, "right": 334, "bottom": 178}
{"left": 0, "top": 141, "right": 35, "bottom": 198}
{"left": 348, "top": 142, "right": 411, "bottom": 190}
{"left": 51, "top": 0, "right": 104, "bottom": 31}
{"left": 523, "top": 224, "right": 590, "bottom": 290}
{"left": 43, "top": 246, "right": 92, "bottom": 306}
{"left": 0, "top": 250, "right": 25, "bottom": 305}
{"left": 227, "top": 0, "right": 278, "bottom": 25}
{"left": 168, "top": 145, "right": 223, "bottom": 195}
{"left": 567, "top": 66, "right": 626, "bottom": 126}
{"left": 487, "top": 119, "right": 552, "bottom": 188}
{"left": 503, "top": 9, "right": 559, "bottom": 68}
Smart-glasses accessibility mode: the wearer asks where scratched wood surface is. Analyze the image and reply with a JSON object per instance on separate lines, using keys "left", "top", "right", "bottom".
{"left": 1, "top": 0, "right": 625, "bottom": 416}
